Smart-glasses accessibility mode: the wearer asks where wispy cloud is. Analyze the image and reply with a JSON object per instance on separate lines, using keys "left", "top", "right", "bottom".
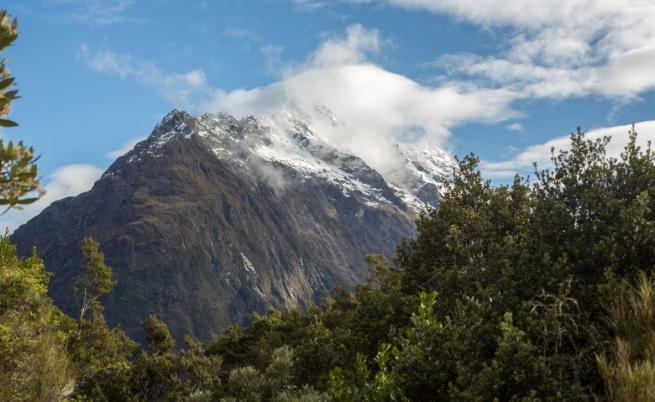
{"left": 78, "top": 43, "right": 209, "bottom": 109}
{"left": 260, "top": 44, "right": 285, "bottom": 77}
{"left": 291, "top": 0, "right": 372, "bottom": 12}
{"left": 291, "top": 0, "right": 331, "bottom": 12}
{"left": 224, "top": 27, "right": 262, "bottom": 42}
{"left": 293, "top": 0, "right": 655, "bottom": 120}
{"left": 507, "top": 122, "right": 523, "bottom": 132}
{"left": 222, "top": 27, "right": 286, "bottom": 77}
{"left": 48, "top": 0, "right": 137, "bottom": 25}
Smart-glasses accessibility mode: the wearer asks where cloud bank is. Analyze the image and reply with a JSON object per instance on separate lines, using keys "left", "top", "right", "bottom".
{"left": 369, "top": 0, "right": 655, "bottom": 100}
{"left": 298, "top": 0, "right": 655, "bottom": 99}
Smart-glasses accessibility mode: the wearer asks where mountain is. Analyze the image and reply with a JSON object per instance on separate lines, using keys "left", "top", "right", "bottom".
{"left": 11, "top": 108, "right": 454, "bottom": 344}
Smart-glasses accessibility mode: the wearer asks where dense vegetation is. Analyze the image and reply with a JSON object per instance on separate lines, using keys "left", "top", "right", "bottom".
{"left": 3, "top": 7, "right": 655, "bottom": 402}
{"left": 4, "top": 127, "right": 655, "bottom": 401}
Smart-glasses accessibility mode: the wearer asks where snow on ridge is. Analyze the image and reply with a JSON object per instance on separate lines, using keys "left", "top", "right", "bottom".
{"left": 389, "top": 143, "right": 455, "bottom": 195}
{"left": 195, "top": 110, "right": 409, "bottom": 209}
{"left": 119, "top": 107, "right": 456, "bottom": 212}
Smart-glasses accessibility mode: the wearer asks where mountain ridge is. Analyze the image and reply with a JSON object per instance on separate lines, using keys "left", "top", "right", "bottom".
{"left": 12, "top": 108, "right": 455, "bottom": 343}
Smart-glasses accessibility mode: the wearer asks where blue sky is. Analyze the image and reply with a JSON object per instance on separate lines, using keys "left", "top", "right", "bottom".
{"left": 2, "top": 0, "right": 655, "bottom": 229}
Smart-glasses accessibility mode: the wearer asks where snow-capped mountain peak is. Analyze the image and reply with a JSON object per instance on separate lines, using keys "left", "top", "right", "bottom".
{"left": 113, "top": 107, "right": 456, "bottom": 213}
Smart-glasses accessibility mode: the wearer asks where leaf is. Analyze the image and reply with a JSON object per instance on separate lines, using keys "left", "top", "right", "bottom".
{"left": 0, "top": 77, "right": 14, "bottom": 91}
{"left": 16, "top": 197, "right": 40, "bottom": 205}
{"left": 0, "top": 118, "right": 17, "bottom": 127}
{"left": 0, "top": 35, "right": 17, "bottom": 51}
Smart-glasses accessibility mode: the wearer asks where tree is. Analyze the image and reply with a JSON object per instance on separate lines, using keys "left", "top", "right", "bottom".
{"left": 74, "top": 237, "right": 117, "bottom": 322}
{"left": 68, "top": 239, "right": 136, "bottom": 402}
{"left": 130, "top": 315, "right": 225, "bottom": 401}
{"left": 0, "top": 235, "right": 76, "bottom": 401}
{"left": 144, "top": 314, "right": 175, "bottom": 354}
{"left": 0, "top": 10, "right": 41, "bottom": 212}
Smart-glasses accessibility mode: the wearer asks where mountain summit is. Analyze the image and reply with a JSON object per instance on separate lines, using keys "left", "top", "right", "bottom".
{"left": 12, "top": 108, "right": 454, "bottom": 343}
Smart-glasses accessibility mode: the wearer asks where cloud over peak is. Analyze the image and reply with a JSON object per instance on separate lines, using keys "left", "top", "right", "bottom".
{"left": 80, "top": 24, "right": 520, "bottom": 174}
{"left": 309, "top": 24, "right": 385, "bottom": 67}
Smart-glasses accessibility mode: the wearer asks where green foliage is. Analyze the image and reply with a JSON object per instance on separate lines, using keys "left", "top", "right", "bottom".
{"left": 218, "top": 345, "right": 322, "bottom": 401}
{"left": 178, "top": 335, "right": 223, "bottom": 395}
{"left": 0, "top": 10, "right": 42, "bottom": 212}
{"left": 0, "top": 235, "right": 75, "bottom": 401}
{"left": 0, "top": 140, "right": 41, "bottom": 211}
{"left": 75, "top": 237, "right": 117, "bottom": 322}
{"left": 144, "top": 314, "right": 175, "bottom": 354}
{"left": 5, "top": 126, "right": 655, "bottom": 401}
{"left": 327, "top": 345, "right": 406, "bottom": 402}
{"left": 68, "top": 240, "right": 136, "bottom": 402}
{"left": 224, "top": 366, "right": 266, "bottom": 401}
{"left": 449, "top": 313, "right": 549, "bottom": 402}
{"left": 265, "top": 346, "right": 295, "bottom": 394}
{"left": 273, "top": 386, "right": 331, "bottom": 402}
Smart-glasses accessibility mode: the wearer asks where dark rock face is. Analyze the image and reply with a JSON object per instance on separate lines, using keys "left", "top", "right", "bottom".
{"left": 12, "top": 110, "right": 418, "bottom": 344}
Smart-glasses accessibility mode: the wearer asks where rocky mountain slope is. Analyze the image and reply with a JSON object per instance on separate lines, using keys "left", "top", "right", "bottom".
{"left": 12, "top": 108, "right": 454, "bottom": 343}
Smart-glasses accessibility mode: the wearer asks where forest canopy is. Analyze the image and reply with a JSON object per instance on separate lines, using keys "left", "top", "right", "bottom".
{"left": 4, "top": 127, "right": 655, "bottom": 401}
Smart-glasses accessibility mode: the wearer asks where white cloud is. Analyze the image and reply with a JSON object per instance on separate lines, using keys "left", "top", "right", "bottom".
{"left": 507, "top": 122, "right": 523, "bottom": 132}
{"left": 481, "top": 120, "right": 655, "bottom": 179}
{"left": 308, "top": 24, "right": 385, "bottom": 67}
{"left": 1, "top": 164, "right": 103, "bottom": 232}
{"left": 108, "top": 136, "right": 146, "bottom": 159}
{"left": 82, "top": 24, "right": 519, "bottom": 176}
{"left": 78, "top": 43, "right": 210, "bottom": 109}
{"left": 338, "top": 0, "right": 655, "bottom": 101}
{"left": 202, "top": 24, "right": 518, "bottom": 175}
{"left": 202, "top": 24, "right": 515, "bottom": 172}
{"left": 205, "top": 64, "right": 517, "bottom": 173}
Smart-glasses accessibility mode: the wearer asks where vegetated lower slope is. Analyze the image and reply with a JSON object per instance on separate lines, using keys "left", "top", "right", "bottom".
{"left": 11, "top": 108, "right": 453, "bottom": 344}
